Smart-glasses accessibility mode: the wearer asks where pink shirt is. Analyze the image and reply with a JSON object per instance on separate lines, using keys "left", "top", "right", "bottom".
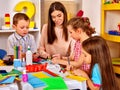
{"left": 73, "top": 40, "right": 90, "bottom": 71}
{"left": 38, "top": 24, "right": 73, "bottom": 57}
{"left": 74, "top": 40, "right": 81, "bottom": 61}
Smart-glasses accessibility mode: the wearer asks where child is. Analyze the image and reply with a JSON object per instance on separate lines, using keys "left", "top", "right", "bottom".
{"left": 73, "top": 36, "right": 120, "bottom": 90}
{"left": 52, "top": 17, "right": 95, "bottom": 73}
{"left": 7, "top": 13, "right": 37, "bottom": 57}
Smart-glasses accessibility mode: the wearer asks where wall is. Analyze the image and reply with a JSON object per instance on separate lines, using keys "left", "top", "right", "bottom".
{"left": 82, "top": 0, "right": 101, "bottom": 35}
{"left": 41, "top": 0, "right": 82, "bottom": 26}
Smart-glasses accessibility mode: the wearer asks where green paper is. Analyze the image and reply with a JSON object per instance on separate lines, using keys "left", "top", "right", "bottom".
{"left": 40, "top": 77, "right": 68, "bottom": 90}
{"left": 0, "top": 74, "right": 10, "bottom": 82}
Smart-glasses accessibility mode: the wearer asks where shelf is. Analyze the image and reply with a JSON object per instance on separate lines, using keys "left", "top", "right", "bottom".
{"left": 113, "top": 65, "right": 120, "bottom": 74}
{"left": 102, "top": 3, "right": 120, "bottom": 10}
{"left": 101, "top": 33, "right": 120, "bottom": 42}
{"left": 112, "top": 58, "right": 120, "bottom": 65}
{"left": 112, "top": 58, "right": 120, "bottom": 74}
{"left": 0, "top": 29, "right": 39, "bottom": 33}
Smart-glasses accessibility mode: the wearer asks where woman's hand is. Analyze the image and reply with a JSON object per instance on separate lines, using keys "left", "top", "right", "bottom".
{"left": 51, "top": 57, "right": 59, "bottom": 64}
{"left": 52, "top": 54, "right": 61, "bottom": 59}
{"left": 39, "top": 51, "right": 50, "bottom": 59}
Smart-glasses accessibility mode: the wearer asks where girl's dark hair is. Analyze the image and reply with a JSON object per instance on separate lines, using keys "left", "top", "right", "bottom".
{"left": 13, "top": 13, "right": 30, "bottom": 25}
{"left": 82, "top": 36, "right": 119, "bottom": 90}
{"left": 47, "top": 1, "right": 68, "bottom": 44}
{"left": 67, "top": 17, "right": 95, "bottom": 37}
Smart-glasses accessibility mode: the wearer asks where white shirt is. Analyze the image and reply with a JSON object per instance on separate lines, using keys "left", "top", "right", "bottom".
{"left": 7, "top": 32, "right": 37, "bottom": 55}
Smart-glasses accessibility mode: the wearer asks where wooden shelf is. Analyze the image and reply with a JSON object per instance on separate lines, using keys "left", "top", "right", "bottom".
{"left": 102, "top": 1, "right": 120, "bottom": 75}
{"left": 113, "top": 65, "right": 120, "bottom": 74}
{"left": 102, "top": 3, "right": 120, "bottom": 10}
{"left": 101, "top": 33, "right": 120, "bottom": 42}
{"left": 0, "top": 29, "right": 39, "bottom": 33}
{"left": 112, "top": 58, "right": 120, "bottom": 74}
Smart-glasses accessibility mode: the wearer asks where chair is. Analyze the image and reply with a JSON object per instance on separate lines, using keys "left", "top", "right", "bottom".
{"left": 0, "top": 49, "right": 7, "bottom": 59}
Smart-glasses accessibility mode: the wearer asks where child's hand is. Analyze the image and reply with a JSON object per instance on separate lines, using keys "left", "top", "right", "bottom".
{"left": 66, "top": 64, "right": 73, "bottom": 71}
{"left": 73, "top": 69, "right": 89, "bottom": 78}
{"left": 61, "top": 56, "right": 67, "bottom": 60}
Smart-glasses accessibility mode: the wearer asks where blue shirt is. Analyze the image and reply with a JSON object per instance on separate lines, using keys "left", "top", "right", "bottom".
{"left": 91, "top": 64, "right": 101, "bottom": 86}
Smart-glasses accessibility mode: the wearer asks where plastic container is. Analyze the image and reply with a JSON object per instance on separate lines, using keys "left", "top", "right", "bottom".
{"left": 22, "top": 58, "right": 26, "bottom": 67}
{"left": 26, "top": 46, "right": 32, "bottom": 65}
{"left": 13, "top": 59, "right": 22, "bottom": 68}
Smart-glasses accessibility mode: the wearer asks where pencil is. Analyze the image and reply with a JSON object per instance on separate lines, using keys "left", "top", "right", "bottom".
{"left": 67, "top": 53, "right": 70, "bottom": 65}
{"left": 66, "top": 40, "right": 71, "bottom": 65}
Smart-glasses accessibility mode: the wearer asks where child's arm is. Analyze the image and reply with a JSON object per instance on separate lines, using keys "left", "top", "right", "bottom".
{"left": 73, "top": 69, "right": 100, "bottom": 90}
{"left": 29, "top": 35, "right": 37, "bottom": 53}
{"left": 52, "top": 56, "right": 83, "bottom": 67}
{"left": 52, "top": 58, "right": 68, "bottom": 65}
{"left": 7, "top": 36, "right": 14, "bottom": 55}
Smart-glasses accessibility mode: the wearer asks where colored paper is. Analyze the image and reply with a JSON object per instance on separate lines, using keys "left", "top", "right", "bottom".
{"left": 32, "top": 71, "right": 51, "bottom": 78}
{"left": 0, "top": 76, "right": 15, "bottom": 84}
{"left": 27, "top": 73, "right": 46, "bottom": 88}
{"left": 40, "top": 77, "right": 68, "bottom": 90}
{"left": 66, "top": 75, "right": 87, "bottom": 82}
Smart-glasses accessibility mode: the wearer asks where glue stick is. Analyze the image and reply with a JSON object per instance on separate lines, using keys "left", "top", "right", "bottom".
{"left": 22, "top": 70, "right": 28, "bottom": 82}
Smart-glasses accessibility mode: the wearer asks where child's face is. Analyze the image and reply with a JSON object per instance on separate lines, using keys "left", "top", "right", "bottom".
{"left": 13, "top": 19, "right": 29, "bottom": 37}
{"left": 51, "top": 10, "right": 64, "bottom": 27}
{"left": 67, "top": 25, "right": 80, "bottom": 40}
{"left": 81, "top": 48, "right": 91, "bottom": 64}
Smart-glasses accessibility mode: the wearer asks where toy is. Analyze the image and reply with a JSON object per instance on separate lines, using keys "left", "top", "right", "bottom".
{"left": 118, "top": 23, "right": 120, "bottom": 31}
{"left": 2, "top": 13, "right": 11, "bottom": 29}
{"left": 14, "top": 1, "right": 35, "bottom": 29}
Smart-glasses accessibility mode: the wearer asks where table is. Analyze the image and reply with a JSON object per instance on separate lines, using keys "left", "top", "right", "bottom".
{"left": 0, "top": 66, "right": 13, "bottom": 72}
{"left": 0, "top": 82, "right": 33, "bottom": 90}
{"left": 0, "top": 64, "right": 87, "bottom": 90}
{"left": 43, "top": 63, "right": 87, "bottom": 90}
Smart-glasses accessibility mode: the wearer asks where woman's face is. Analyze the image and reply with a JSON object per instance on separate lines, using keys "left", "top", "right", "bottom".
{"left": 51, "top": 10, "right": 64, "bottom": 26}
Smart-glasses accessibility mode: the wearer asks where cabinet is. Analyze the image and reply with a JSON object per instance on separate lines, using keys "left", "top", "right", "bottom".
{"left": 101, "top": 0, "right": 120, "bottom": 58}
{"left": 101, "top": 0, "right": 120, "bottom": 74}
{"left": 101, "top": 0, "right": 120, "bottom": 42}
{"left": 0, "top": 0, "right": 41, "bottom": 50}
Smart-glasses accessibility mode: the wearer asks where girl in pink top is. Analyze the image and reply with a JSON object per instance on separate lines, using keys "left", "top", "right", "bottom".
{"left": 52, "top": 17, "right": 95, "bottom": 73}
